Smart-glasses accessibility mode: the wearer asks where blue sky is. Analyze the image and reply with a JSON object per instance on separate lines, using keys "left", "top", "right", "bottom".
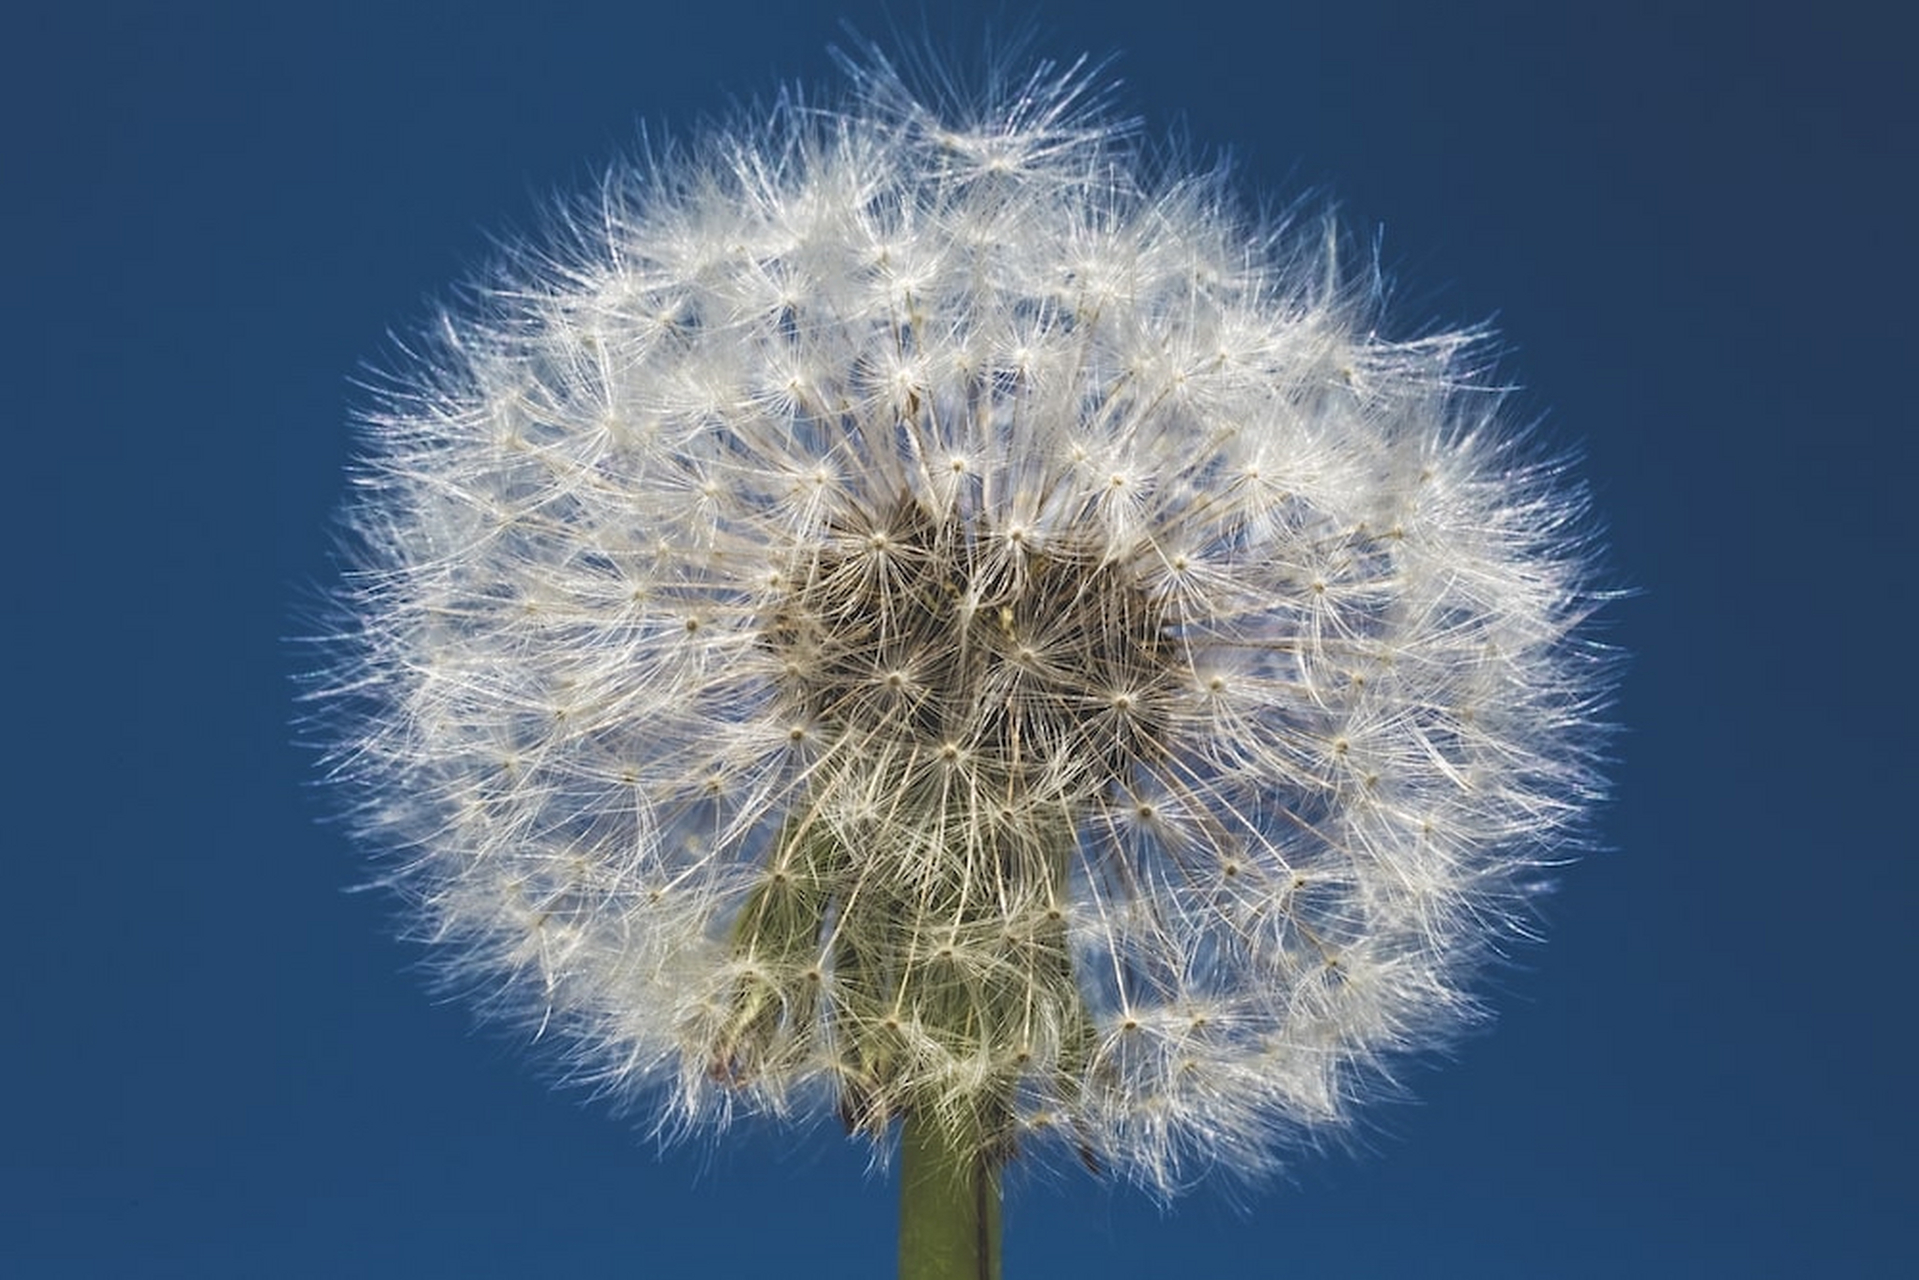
{"left": 6, "top": 2, "right": 1911, "bottom": 1275}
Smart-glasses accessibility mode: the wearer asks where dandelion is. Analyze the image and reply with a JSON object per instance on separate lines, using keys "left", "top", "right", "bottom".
{"left": 311, "top": 44, "right": 1612, "bottom": 1279}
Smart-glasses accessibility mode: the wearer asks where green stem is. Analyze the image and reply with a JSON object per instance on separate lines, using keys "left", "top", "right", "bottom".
{"left": 898, "top": 1110, "right": 1002, "bottom": 1280}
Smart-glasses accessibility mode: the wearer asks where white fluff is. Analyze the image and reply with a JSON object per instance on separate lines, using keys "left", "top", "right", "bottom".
{"left": 311, "top": 48, "right": 1614, "bottom": 1195}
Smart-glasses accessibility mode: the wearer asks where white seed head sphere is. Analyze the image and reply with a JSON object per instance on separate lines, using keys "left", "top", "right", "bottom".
{"left": 317, "top": 52, "right": 1613, "bottom": 1195}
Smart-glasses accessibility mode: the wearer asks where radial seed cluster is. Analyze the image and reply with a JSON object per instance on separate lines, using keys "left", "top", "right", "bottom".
{"left": 318, "top": 54, "right": 1611, "bottom": 1193}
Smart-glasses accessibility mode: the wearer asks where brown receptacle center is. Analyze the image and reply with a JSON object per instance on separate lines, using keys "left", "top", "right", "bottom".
{"left": 768, "top": 495, "right": 1180, "bottom": 804}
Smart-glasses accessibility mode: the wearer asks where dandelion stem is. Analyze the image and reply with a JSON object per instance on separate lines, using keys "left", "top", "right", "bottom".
{"left": 899, "top": 1109, "right": 1002, "bottom": 1280}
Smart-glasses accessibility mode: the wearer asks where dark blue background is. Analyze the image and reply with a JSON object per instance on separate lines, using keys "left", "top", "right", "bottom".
{"left": 7, "top": 2, "right": 1911, "bottom": 1275}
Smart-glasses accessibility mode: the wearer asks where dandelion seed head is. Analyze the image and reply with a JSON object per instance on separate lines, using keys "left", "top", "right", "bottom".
{"left": 312, "top": 47, "right": 1614, "bottom": 1196}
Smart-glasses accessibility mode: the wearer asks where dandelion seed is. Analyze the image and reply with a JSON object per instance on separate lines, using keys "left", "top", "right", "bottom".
{"left": 308, "top": 39, "right": 1614, "bottom": 1257}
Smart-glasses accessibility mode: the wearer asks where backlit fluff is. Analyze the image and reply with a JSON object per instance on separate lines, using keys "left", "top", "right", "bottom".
{"left": 314, "top": 50, "right": 1612, "bottom": 1195}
